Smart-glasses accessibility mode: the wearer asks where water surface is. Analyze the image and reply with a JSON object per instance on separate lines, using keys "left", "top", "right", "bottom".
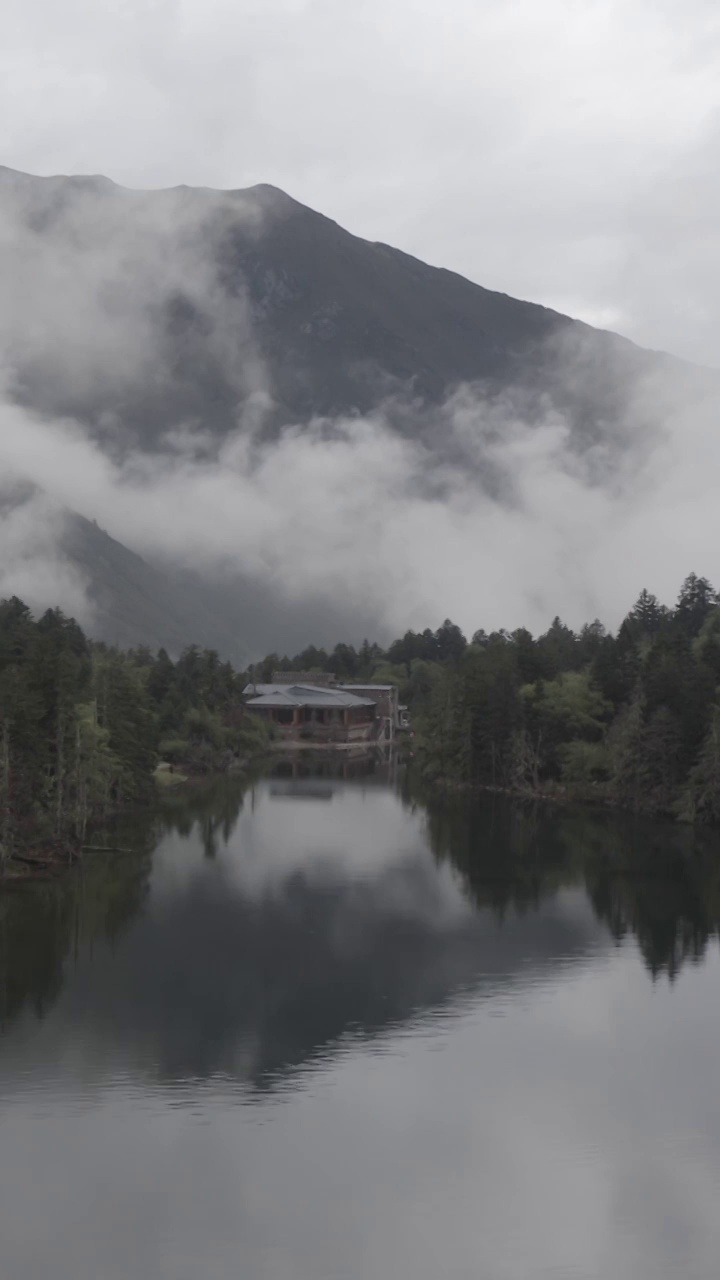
{"left": 2, "top": 757, "right": 720, "bottom": 1279}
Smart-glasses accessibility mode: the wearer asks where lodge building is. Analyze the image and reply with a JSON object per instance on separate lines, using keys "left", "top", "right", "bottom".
{"left": 244, "top": 673, "right": 403, "bottom": 743}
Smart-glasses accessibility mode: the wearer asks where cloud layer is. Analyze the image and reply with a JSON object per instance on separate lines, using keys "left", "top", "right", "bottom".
{"left": 2, "top": 368, "right": 720, "bottom": 643}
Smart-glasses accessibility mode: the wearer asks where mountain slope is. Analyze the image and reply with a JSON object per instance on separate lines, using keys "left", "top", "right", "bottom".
{"left": 61, "top": 513, "right": 249, "bottom": 661}
{"left": 1, "top": 165, "right": 708, "bottom": 452}
{"left": 1, "top": 165, "right": 715, "bottom": 658}
{"left": 61, "top": 512, "right": 387, "bottom": 662}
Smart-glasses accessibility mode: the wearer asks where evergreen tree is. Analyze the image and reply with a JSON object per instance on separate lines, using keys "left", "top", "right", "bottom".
{"left": 536, "top": 617, "right": 578, "bottom": 677}
{"left": 434, "top": 620, "right": 467, "bottom": 663}
{"left": 675, "top": 573, "right": 718, "bottom": 638}
{"left": 626, "top": 589, "right": 665, "bottom": 637}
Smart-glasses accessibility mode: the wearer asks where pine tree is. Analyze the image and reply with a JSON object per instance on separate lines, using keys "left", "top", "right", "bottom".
{"left": 627, "top": 589, "right": 665, "bottom": 637}
{"left": 676, "top": 573, "right": 718, "bottom": 638}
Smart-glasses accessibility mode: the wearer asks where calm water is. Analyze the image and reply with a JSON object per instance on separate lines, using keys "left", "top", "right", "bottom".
{"left": 2, "top": 757, "right": 720, "bottom": 1279}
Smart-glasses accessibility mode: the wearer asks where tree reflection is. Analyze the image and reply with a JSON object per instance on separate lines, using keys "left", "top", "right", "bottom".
{"left": 3, "top": 769, "right": 720, "bottom": 1065}
{"left": 0, "top": 841, "right": 153, "bottom": 1030}
{"left": 417, "top": 782, "right": 720, "bottom": 980}
{"left": 0, "top": 778, "right": 257, "bottom": 1032}
{"left": 155, "top": 777, "right": 249, "bottom": 858}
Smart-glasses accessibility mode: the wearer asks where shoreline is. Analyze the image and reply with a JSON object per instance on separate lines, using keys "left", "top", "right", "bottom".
{"left": 4, "top": 755, "right": 709, "bottom": 886}
{"left": 0, "top": 751, "right": 274, "bottom": 886}
{"left": 416, "top": 770, "right": 690, "bottom": 826}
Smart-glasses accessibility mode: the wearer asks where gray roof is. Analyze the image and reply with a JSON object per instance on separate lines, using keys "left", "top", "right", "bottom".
{"left": 246, "top": 692, "right": 300, "bottom": 708}
{"left": 337, "top": 684, "right": 397, "bottom": 691}
{"left": 245, "top": 682, "right": 375, "bottom": 709}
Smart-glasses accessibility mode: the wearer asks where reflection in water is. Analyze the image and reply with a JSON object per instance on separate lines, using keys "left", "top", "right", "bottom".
{"left": 421, "top": 790, "right": 720, "bottom": 980}
{"left": 3, "top": 761, "right": 720, "bottom": 1058}
{"left": 0, "top": 837, "right": 154, "bottom": 1031}
{"left": 2, "top": 758, "right": 720, "bottom": 1280}
{"left": 3, "top": 768, "right": 593, "bottom": 1086}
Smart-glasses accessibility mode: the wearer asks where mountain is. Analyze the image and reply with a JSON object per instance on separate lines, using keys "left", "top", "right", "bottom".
{"left": 61, "top": 512, "right": 251, "bottom": 662}
{"left": 1, "top": 165, "right": 708, "bottom": 451}
{"left": 61, "top": 512, "right": 386, "bottom": 664}
{"left": 1, "top": 165, "right": 715, "bottom": 656}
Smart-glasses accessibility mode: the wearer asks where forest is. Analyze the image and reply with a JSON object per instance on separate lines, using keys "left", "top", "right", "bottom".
{"left": 3, "top": 570, "right": 720, "bottom": 877}
{"left": 0, "top": 597, "right": 270, "bottom": 873}
{"left": 262, "top": 572, "right": 720, "bottom": 824}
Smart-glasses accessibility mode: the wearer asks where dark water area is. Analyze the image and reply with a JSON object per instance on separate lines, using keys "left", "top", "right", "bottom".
{"left": 2, "top": 755, "right": 720, "bottom": 1279}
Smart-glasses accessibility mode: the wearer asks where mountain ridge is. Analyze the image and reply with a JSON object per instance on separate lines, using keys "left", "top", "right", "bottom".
{"left": 1, "top": 164, "right": 714, "bottom": 657}
{"left": 2, "top": 162, "right": 707, "bottom": 444}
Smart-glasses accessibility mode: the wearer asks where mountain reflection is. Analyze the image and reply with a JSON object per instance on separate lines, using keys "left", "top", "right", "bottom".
{"left": 2, "top": 761, "right": 720, "bottom": 1090}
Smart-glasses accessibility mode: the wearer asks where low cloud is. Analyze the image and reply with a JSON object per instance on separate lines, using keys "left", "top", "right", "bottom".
{"left": 0, "top": 482, "right": 95, "bottom": 623}
{"left": 0, "top": 167, "right": 269, "bottom": 446}
{"left": 1, "top": 365, "right": 720, "bottom": 645}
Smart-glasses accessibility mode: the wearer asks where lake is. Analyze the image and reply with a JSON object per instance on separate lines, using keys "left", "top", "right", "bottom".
{"left": 2, "top": 754, "right": 720, "bottom": 1279}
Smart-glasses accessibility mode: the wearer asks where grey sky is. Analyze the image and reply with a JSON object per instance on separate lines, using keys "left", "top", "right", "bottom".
{"left": 3, "top": 0, "right": 720, "bottom": 366}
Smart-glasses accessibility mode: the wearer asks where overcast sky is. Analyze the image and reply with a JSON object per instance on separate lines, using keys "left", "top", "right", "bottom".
{"left": 3, "top": 0, "right": 720, "bottom": 366}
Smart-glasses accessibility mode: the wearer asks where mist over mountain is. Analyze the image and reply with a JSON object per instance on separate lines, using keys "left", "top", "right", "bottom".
{"left": 1, "top": 163, "right": 706, "bottom": 450}
{"left": 62, "top": 511, "right": 387, "bottom": 663}
{"left": 1, "top": 165, "right": 718, "bottom": 655}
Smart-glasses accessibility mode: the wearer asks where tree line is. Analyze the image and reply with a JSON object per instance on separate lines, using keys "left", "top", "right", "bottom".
{"left": 5, "top": 568, "right": 720, "bottom": 875}
{"left": 260, "top": 573, "right": 720, "bottom": 823}
{"left": 0, "top": 598, "right": 270, "bottom": 872}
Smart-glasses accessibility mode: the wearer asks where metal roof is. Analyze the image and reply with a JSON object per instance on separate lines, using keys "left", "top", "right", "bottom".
{"left": 245, "top": 682, "right": 375, "bottom": 709}
{"left": 337, "top": 684, "right": 398, "bottom": 691}
{"left": 246, "top": 692, "right": 300, "bottom": 708}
